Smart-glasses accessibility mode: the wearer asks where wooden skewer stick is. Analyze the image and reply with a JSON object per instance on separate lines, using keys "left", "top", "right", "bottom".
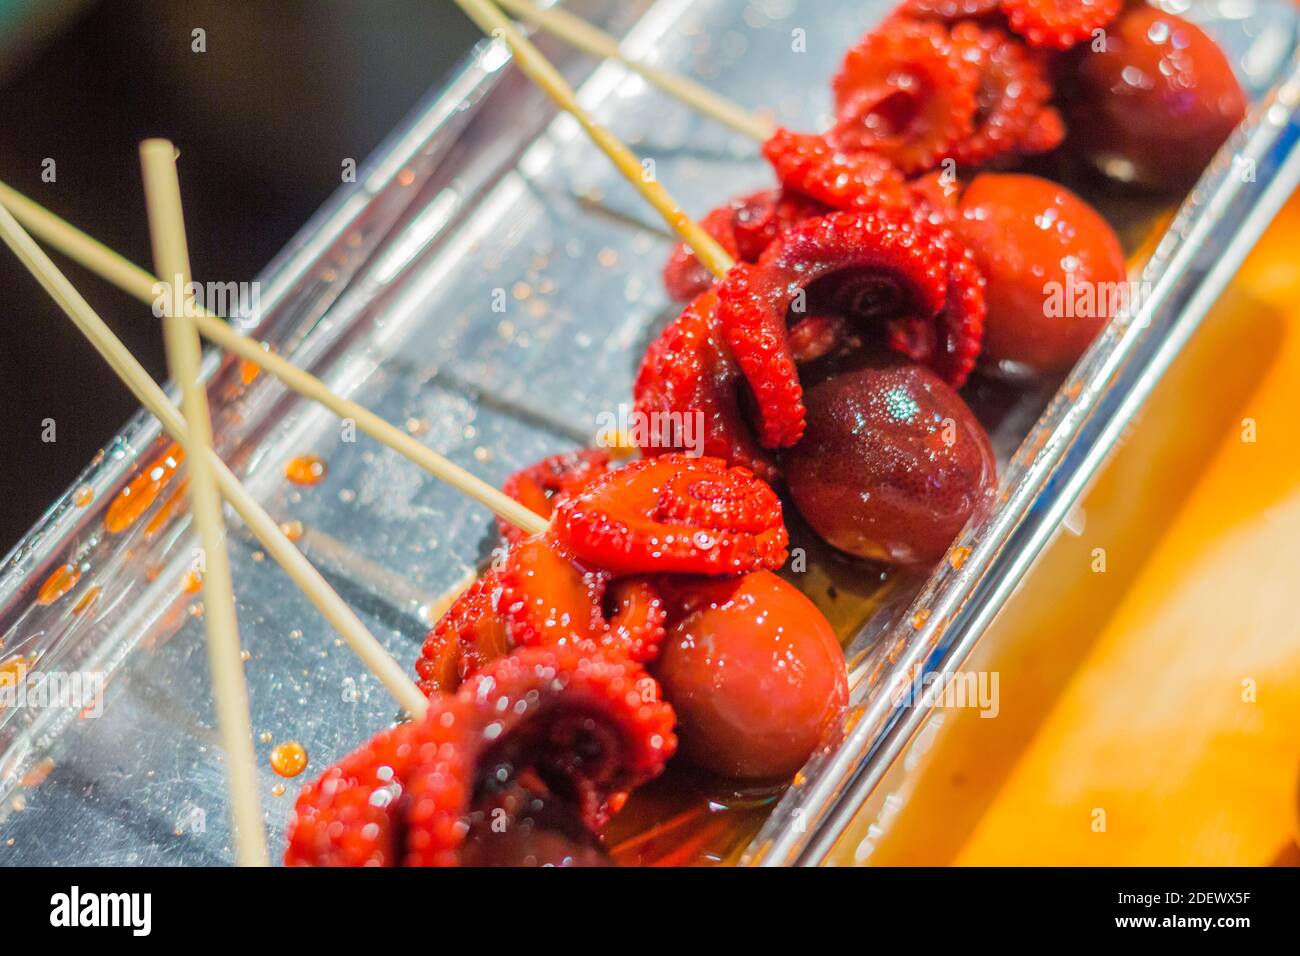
{"left": 452, "top": 0, "right": 735, "bottom": 280}
{"left": 0, "top": 199, "right": 430, "bottom": 721}
{"left": 0, "top": 180, "right": 548, "bottom": 538}
{"left": 492, "top": 0, "right": 773, "bottom": 142}
{"left": 140, "top": 140, "right": 267, "bottom": 867}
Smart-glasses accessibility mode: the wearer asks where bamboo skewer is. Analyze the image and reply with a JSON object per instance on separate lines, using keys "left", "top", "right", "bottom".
{"left": 0, "top": 180, "right": 548, "bottom": 538}
{"left": 492, "top": 0, "right": 773, "bottom": 142}
{"left": 452, "top": 0, "right": 735, "bottom": 280}
{"left": 0, "top": 199, "right": 430, "bottom": 720}
{"left": 139, "top": 140, "right": 267, "bottom": 867}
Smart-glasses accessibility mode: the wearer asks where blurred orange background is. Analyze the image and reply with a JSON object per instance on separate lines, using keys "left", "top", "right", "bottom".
{"left": 842, "top": 195, "right": 1300, "bottom": 866}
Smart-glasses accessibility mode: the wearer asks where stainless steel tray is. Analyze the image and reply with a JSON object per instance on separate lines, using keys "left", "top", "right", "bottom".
{"left": 2, "top": 0, "right": 1298, "bottom": 866}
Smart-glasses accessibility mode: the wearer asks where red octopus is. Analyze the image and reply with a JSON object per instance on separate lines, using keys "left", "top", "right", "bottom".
{"left": 288, "top": 0, "right": 1204, "bottom": 867}
{"left": 716, "top": 209, "right": 984, "bottom": 448}
{"left": 551, "top": 454, "right": 789, "bottom": 577}
{"left": 662, "top": 188, "right": 827, "bottom": 302}
{"left": 633, "top": 289, "right": 780, "bottom": 482}
{"left": 287, "top": 646, "right": 677, "bottom": 867}
{"left": 827, "top": 17, "right": 979, "bottom": 173}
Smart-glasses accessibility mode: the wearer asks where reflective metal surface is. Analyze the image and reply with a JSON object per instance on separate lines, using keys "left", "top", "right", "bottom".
{"left": 0, "top": 0, "right": 1297, "bottom": 866}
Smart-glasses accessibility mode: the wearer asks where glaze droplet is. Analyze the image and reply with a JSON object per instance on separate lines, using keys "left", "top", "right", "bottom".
{"left": 285, "top": 455, "right": 327, "bottom": 486}
{"left": 37, "top": 563, "right": 82, "bottom": 606}
{"left": 270, "top": 741, "right": 308, "bottom": 778}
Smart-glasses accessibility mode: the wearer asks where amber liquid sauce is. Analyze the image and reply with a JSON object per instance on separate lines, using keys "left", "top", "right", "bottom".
{"left": 270, "top": 741, "right": 309, "bottom": 778}
{"left": 284, "top": 454, "right": 327, "bottom": 486}
{"left": 35, "top": 563, "right": 82, "bottom": 607}
{"left": 103, "top": 442, "right": 185, "bottom": 535}
{"left": 143, "top": 476, "right": 191, "bottom": 541}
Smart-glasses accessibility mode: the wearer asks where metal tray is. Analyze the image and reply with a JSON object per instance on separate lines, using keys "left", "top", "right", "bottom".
{"left": 2, "top": 0, "right": 1299, "bottom": 866}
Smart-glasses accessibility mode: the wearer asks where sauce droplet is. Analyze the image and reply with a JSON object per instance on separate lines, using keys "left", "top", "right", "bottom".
{"left": 278, "top": 520, "right": 304, "bottom": 542}
{"left": 948, "top": 546, "right": 972, "bottom": 570}
{"left": 285, "top": 455, "right": 327, "bottom": 486}
{"left": 72, "top": 585, "right": 103, "bottom": 616}
{"left": 37, "top": 563, "right": 82, "bottom": 606}
{"left": 104, "top": 442, "right": 185, "bottom": 534}
{"left": 144, "top": 476, "right": 190, "bottom": 541}
{"left": 182, "top": 569, "right": 203, "bottom": 594}
{"left": 270, "top": 741, "right": 308, "bottom": 778}
{"left": 236, "top": 342, "right": 275, "bottom": 387}
{"left": 72, "top": 485, "right": 94, "bottom": 508}
{"left": 911, "top": 608, "right": 932, "bottom": 630}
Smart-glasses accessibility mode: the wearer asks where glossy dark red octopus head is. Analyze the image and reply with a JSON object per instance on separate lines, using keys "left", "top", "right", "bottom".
{"left": 1067, "top": 5, "right": 1246, "bottom": 189}
{"left": 782, "top": 362, "right": 996, "bottom": 564}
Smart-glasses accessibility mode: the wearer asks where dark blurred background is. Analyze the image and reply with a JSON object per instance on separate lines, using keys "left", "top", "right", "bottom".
{"left": 0, "top": 0, "right": 479, "bottom": 553}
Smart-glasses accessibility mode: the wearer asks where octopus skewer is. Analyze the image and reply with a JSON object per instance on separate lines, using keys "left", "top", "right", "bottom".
{"left": 6, "top": 0, "right": 1251, "bottom": 868}
{"left": 637, "top": 2, "right": 1245, "bottom": 561}
{"left": 290, "top": 449, "right": 851, "bottom": 866}
{"left": 280, "top": 0, "right": 1250, "bottom": 866}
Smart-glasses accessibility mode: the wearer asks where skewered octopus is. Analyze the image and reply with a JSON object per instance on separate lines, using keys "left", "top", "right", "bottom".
{"left": 290, "top": 453, "right": 848, "bottom": 865}
{"left": 291, "top": 0, "right": 1248, "bottom": 867}
{"left": 647, "top": 2, "right": 1242, "bottom": 558}
{"left": 287, "top": 645, "right": 676, "bottom": 867}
